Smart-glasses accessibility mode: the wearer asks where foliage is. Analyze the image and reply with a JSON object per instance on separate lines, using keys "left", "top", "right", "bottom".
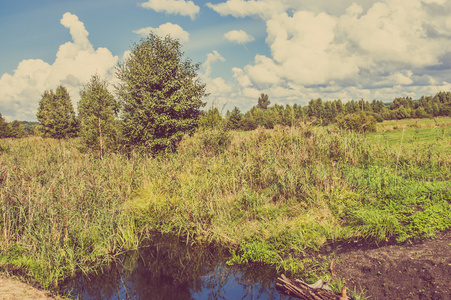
{"left": 0, "top": 137, "right": 145, "bottom": 289}
{"left": 8, "top": 120, "right": 26, "bottom": 138}
{"left": 198, "top": 106, "right": 223, "bottom": 130}
{"left": 337, "top": 112, "right": 377, "bottom": 133}
{"left": 36, "top": 85, "right": 78, "bottom": 138}
{"left": 116, "top": 33, "right": 207, "bottom": 153}
{"left": 0, "top": 114, "right": 10, "bottom": 138}
{"left": 78, "top": 74, "right": 119, "bottom": 158}
{"left": 257, "top": 93, "right": 271, "bottom": 110}
{"left": 0, "top": 115, "right": 28, "bottom": 138}
{"left": 226, "top": 106, "right": 242, "bottom": 130}
{"left": 1, "top": 119, "right": 450, "bottom": 295}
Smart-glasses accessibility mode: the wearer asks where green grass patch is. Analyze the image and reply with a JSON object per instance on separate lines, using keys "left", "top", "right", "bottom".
{"left": 1, "top": 121, "right": 450, "bottom": 292}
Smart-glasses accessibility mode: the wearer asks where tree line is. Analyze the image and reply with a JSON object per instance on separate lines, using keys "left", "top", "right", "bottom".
{"left": 2, "top": 32, "right": 451, "bottom": 152}
{"left": 199, "top": 92, "right": 451, "bottom": 133}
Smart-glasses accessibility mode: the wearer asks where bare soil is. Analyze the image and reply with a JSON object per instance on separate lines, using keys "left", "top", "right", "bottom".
{"left": 332, "top": 229, "right": 451, "bottom": 299}
{"left": 0, "top": 275, "right": 60, "bottom": 300}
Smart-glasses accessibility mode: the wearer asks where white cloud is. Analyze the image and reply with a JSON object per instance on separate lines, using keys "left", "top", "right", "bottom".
{"left": 0, "top": 12, "right": 118, "bottom": 121}
{"left": 206, "top": 0, "right": 285, "bottom": 20}
{"left": 134, "top": 23, "right": 190, "bottom": 43}
{"left": 140, "top": 0, "right": 200, "bottom": 20}
{"left": 203, "top": 50, "right": 225, "bottom": 78}
{"left": 223, "top": 30, "right": 255, "bottom": 44}
{"left": 206, "top": 0, "right": 451, "bottom": 110}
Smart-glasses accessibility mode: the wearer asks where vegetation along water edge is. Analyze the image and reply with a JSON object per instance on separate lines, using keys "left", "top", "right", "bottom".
{"left": 1, "top": 118, "right": 450, "bottom": 298}
{"left": 1, "top": 32, "right": 451, "bottom": 298}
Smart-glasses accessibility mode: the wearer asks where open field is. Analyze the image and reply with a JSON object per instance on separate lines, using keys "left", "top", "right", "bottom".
{"left": 0, "top": 119, "right": 450, "bottom": 298}
{"left": 372, "top": 117, "right": 451, "bottom": 154}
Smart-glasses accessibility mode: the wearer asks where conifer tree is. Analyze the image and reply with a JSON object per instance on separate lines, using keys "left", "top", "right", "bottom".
{"left": 227, "top": 106, "right": 243, "bottom": 130}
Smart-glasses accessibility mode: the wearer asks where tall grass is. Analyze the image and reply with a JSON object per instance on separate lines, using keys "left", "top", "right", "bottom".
{"left": 130, "top": 123, "right": 451, "bottom": 274}
{"left": 0, "top": 137, "right": 144, "bottom": 289}
{"left": 1, "top": 122, "right": 450, "bottom": 291}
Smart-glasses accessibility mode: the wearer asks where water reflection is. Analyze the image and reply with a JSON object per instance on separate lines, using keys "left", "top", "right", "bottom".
{"left": 63, "top": 233, "right": 290, "bottom": 299}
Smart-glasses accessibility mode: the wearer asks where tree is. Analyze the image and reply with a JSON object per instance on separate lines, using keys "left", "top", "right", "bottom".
{"left": 227, "top": 106, "right": 242, "bottom": 130}
{"left": 257, "top": 93, "right": 271, "bottom": 110}
{"left": 116, "top": 33, "right": 207, "bottom": 153}
{"left": 8, "top": 120, "right": 26, "bottom": 138}
{"left": 36, "top": 85, "right": 78, "bottom": 138}
{"left": 198, "top": 106, "right": 223, "bottom": 130}
{"left": 337, "top": 112, "right": 376, "bottom": 133}
{"left": 78, "top": 74, "right": 119, "bottom": 158}
{"left": 0, "top": 114, "right": 9, "bottom": 138}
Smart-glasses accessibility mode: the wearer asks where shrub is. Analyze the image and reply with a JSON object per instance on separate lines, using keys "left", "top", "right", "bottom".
{"left": 337, "top": 112, "right": 377, "bottom": 133}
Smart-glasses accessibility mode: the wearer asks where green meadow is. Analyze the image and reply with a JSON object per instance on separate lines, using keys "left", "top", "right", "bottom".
{"left": 0, "top": 118, "right": 450, "bottom": 294}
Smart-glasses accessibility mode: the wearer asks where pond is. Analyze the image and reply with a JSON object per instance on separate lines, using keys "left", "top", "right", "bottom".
{"left": 62, "top": 233, "right": 291, "bottom": 299}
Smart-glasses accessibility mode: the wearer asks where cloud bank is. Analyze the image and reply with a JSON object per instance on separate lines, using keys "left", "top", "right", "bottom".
{"left": 0, "top": 12, "right": 118, "bottom": 121}
{"left": 205, "top": 0, "right": 451, "bottom": 110}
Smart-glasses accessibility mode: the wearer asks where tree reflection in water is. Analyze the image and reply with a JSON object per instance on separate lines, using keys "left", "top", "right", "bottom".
{"left": 62, "top": 233, "right": 289, "bottom": 300}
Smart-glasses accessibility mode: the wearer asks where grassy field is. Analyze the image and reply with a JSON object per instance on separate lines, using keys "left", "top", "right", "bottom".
{"left": 0, "top": 118, "right": 450, "bottom": 295}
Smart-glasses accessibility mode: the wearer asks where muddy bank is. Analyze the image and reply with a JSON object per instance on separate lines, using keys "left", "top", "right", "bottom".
{"left": 333, "top": 230, "right": 451, "bottom": 299}
{"left": 2, "top": 230, "right": 451, "bottom": 299}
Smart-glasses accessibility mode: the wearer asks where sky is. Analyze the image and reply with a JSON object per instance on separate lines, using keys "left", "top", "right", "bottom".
{"left": 2, "top": 0, "right": 451, "bottom": 121}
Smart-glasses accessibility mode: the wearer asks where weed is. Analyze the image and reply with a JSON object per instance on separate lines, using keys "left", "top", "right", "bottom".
{"left": 1, "top": 119, "right": 450, "bottom": 292}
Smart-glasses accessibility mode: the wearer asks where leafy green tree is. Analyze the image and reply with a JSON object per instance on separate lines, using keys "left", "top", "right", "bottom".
{"left": 396, "top": 105, "right": 409, "bottom": 119}
{"left": 0, "top": 114, "right": 9, "bottom": 138}
{"left": 432, "top": 103, "right": 440, "bottom": 116}
{"left": 116, "top": 33, "right": 207, "bottom": 153}
{"left": 36, "top": 86, "right": 78, "bottom": 138}
{"left": 8, "top": 120, "right": 26, "bottom": 138}
{"left": 335, "top": 99, "right": 344, "bottom": 115}
{"left": 78, "top": 74, "right": 119, "bottom": 158}
{"left": 198, "top": 106, "right": 223, "bottom": 130}
{"left": 257, "top": 93, "right": 270, "bottom": 110}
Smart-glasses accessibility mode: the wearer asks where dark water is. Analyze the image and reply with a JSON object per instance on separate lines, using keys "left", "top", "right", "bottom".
{"left": 63, "top": 234, "right": 290, "bottom": 299}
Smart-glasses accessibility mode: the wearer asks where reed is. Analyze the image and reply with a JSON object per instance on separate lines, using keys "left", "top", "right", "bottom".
{"left": 1, "top": 121, "right": 450, "bottom": 291}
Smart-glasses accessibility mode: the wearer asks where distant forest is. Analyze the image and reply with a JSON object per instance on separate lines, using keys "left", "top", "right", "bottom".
{"left": 199, "top": 91, "right": 451, "bottom": 131}
{"left": 1, "top": 91, "right": 451, "bottom": 138}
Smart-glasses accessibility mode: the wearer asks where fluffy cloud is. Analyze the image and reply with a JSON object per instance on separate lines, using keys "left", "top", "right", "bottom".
{"left": 206, "top": 0, "right": 285, "bottom": 19}
{"left": 199, "top": 51, "right": 235, "bottom": 107}
{"left": 134, "top": 23, "right": 190, "bottom": 43}
{"left": 208, "top": 0, "right": 451, "bottom": 107}
{"left": 140, "top": 0, "right": 200, "bottom": 20}
{"left": 223, "top": 30, "right": 255, "bottom": 45}
{"left": 0, "top": 12, "right": 118, "bottom": 121}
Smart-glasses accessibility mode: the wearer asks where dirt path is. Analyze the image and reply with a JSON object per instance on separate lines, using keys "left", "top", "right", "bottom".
{"left": 0, "top": 275, "right": 60, "bottom": 300}
{"left": 333, "top": 230, "right": 451, "bottom": 299}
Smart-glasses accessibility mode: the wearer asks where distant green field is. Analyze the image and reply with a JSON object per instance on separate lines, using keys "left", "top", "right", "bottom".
{"left": 379, "top": 117, "right": 451, "bottom": 128}
{"left": 368, "top": 117, "right": 451, "bottom": 154}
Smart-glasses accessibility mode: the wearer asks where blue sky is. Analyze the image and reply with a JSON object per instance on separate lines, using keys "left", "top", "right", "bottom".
{"left": 2, "top": 0, "right": 451, "bottom": 121}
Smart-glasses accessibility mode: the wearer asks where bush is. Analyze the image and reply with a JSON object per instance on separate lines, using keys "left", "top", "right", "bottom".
{"left": 367, "top": 112, "right": 384, "bottom": 123}
{"left": 337, "top": 112, "right": 377, "bottom": 133}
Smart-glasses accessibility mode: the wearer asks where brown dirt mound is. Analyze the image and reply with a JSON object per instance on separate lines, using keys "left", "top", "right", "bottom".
{"left": 333, "top": 230, "right": 451, "bottom": 299}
